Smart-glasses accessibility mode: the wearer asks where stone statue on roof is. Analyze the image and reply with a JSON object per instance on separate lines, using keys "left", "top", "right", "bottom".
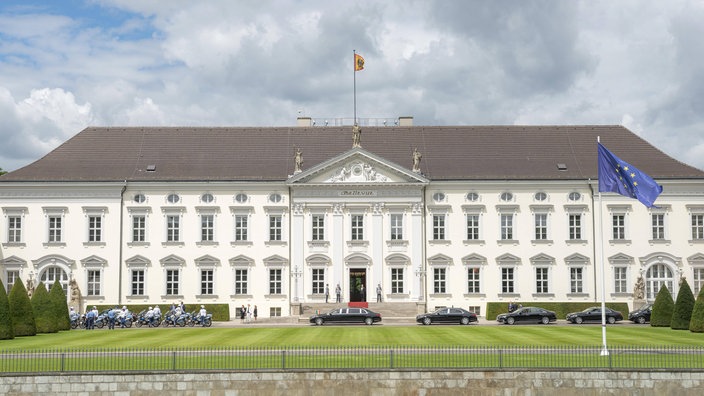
{"left": 412, "top": 148, "right": 422, "bottom": 173}
{"left": 352, "top": 124, "right": 362, "bottom": 148}
{"left": 294, "top": 148, "right": 303, "bottom": 174}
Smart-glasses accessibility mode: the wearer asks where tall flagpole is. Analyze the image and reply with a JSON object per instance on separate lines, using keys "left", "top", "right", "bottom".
{"left": 353, "top": 49, "right": 357, "bottom": 125}
{"left": 597, "top": 135, "right": 609, "bottom": 356}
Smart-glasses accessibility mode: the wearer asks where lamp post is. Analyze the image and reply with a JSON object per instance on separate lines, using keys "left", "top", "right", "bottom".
{"left": 292, "top": 265, "right": 302, "bottom": 302}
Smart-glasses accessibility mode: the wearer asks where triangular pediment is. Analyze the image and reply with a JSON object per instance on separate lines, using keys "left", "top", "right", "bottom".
{"left": 287, "top": 148, "right": 428, "bottom": 185}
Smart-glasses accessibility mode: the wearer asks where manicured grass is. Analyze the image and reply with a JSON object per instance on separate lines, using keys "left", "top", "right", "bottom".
{"left": 1, "top": 325, "right": 703, "bottom": 351}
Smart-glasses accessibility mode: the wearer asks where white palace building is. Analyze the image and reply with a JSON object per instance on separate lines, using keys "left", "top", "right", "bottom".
{"left": 1, "top": 117, "right": 704, "bottom": 319}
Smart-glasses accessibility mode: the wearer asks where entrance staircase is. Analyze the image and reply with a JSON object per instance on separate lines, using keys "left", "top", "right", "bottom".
{"left": 297, "top": 302, "right": 421, "bottom": 324}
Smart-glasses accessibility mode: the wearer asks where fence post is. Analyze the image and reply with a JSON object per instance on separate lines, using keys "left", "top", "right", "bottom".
{"left": 389, "top": 349, "right": 394, "bottom": 369}
{"left": 281, "top": 350, "right": 286, "bottom": 370}
{"left": 498, "top": 348, "right": 503, "bottom": 369}
{"left": 172, "top": 351, "right": 177, "bottom": 371}
{"left": 61, "top": 352, "right": 65, "bottom": 372}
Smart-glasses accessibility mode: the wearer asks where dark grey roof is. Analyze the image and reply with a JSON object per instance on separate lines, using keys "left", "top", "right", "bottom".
{"left": 2, "top": 125, "right": 702, "bottom": 182}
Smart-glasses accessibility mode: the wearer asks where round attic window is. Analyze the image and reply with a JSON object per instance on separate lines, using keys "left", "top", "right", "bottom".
{"left": 466, "top": 192, "right": 479, "bottom": 202}
{"left": 133, "top": 194, "right": 146, "bottom": 203}
{"left": 568, "top": 192, "right": 581, "bottom": 201}
{"left": 534, "top": 192, "right": 547, "bottom": 201}
{"left": 235, "top": 193, "right": 248, "bottom": 203}
{"left": 167, "top": 193, "right": 180, "bottom": 203}
{"left": 432, "top": 192, "right": 445, "bottom": 202}
{"left": 201, "top": 193, "right": 214, "bottom": 203}
{"left": 500, "top": 192, "right": 513, "bottom": 202}
{"left": 269, "top": 193, "right": 282, "bottom": 203}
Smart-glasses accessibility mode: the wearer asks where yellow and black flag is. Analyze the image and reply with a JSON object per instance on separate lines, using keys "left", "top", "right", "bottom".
{"left": 354, "top": 53, "right": 365, "bottom": 71}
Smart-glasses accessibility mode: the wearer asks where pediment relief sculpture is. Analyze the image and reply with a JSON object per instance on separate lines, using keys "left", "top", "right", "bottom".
{"left": 326, "top": 161, "right": 390, "bottom": 183}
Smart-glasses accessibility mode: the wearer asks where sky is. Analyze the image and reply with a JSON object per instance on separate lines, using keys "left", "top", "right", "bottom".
{"left": 1, "top": 0, "right": 703, "bottom": 172}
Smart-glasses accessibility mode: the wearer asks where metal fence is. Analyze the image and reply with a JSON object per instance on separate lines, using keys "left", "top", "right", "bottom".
{"left": 1, "top": 346, "right": 703, "bottom": 373}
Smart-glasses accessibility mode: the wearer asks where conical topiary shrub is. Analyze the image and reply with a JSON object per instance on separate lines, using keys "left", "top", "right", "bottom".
{"left": 671, "top": 279, "right": 695, "bottom": 330}
{"left": 31, "top": 282, "right": 58, "bottom": 334}
{"left": 650, "top": 285, "right": 674, "bottom": 327}
{"left": 50, "top": 280, "right": 70, "bottom": 331}
{"left": 9, "top": 279, "right": 36, "bottom": 336}
{"left": 0, "top": 280, "right": 14, "bottom": 340}
{"left": 690, "top": 285, "right": 704, "bottom": 333}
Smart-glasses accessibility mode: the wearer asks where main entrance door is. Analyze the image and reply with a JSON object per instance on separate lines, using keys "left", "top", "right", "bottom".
{"left": 349, "top": 268, "right": 367, "bottom": 302}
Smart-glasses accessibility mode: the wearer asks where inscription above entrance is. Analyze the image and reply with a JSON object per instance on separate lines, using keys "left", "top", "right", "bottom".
{"left": 339, "top": 190, "right": 377, "bottom": 197}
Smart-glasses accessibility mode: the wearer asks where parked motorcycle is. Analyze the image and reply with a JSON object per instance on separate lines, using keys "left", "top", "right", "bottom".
{"left": 190, "top": 311, "right": 212, "bottom": 327}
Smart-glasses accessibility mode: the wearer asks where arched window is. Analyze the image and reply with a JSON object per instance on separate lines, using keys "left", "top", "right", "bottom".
{"left": 646, "top": 263, "right": 674, "bottom": 300}
{"left": 40, "top": 266, "right": 69, "bottom": 295}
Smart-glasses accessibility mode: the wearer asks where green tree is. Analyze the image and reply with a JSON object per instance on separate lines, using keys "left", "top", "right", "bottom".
{"left": 671, "top": 279, "right": 695, "bottom": 330}
{"left": 690, "top": 285, "right": 704, "bottom": 333}
{"left": 9, "top": 279, "right": 36, "bottom": 336}
{"left": 650, "top": 285, "right": 675, "bottom": 327}
{"left": 50, "top": 280, "right": 70, "bottom": 331}
{"left": 31, "top": 282, "right": 58, "bottom": 333}
{"left": 0, "top": 280, "right": 14, "bottom": 339}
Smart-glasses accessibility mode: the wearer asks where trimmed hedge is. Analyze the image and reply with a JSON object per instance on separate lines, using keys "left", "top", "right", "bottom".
{"left": 91, "top": 303, "right": 230, "bottom": 321}
{"left": 0, "top": 280, "right": 13, "bottom": 340}
{"left": 485, "top": 302, "right": 630, "bottom": 320}
{"left": 9, "top": 280, "right": 36, "bottom": 336}
{"left": 650, "top": 285, "right": 675, "bottom": 327}
{"left": 31, "top": 283, "right": 58, "bottom": 334}
{"left": 690, "top": 285, "right": 704, "bottom": 333}
{"left": 671, "top": 279, "right": 695, "bottom": 330}
{"left": 50, "top": 280, "right": 71, "bottom": 331}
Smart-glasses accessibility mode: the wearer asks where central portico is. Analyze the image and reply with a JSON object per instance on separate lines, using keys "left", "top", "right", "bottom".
{"left": 287, "top": 147, "right": 429, "bottom": 309}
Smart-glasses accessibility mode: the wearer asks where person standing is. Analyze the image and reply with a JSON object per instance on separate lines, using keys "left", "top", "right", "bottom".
{"left": 376, "top": 284, "right": 383, "bottom": 303}
{"left": 359, "top": 284, "right": 365, "bottom": 302}
{"left": 240, "top": 305, "right": 246, "bottom": 323}
{"left": 335, "top": 284, "right": 341, "bottom": 303}
{"left": 253, "top": 305, "right": 258, "bottom": 321}
{"left": 85, "top": 307, "right": 95, "bottom": 330}
{"left": 152, "top": 305, "right": 162, "bottom": 326}
{"left": 107, "top": 306, "right": 117, "bottom": 330}
{"left": 325, "top": 284, "right": 330, "bottom": 303}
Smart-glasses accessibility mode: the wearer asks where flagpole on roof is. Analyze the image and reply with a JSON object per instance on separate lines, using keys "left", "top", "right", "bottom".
{"left": 353, "top": 49, "right": 357, "bottom": 125}
{"left": 597, "top": 135, "right": 609, "bottom": 356}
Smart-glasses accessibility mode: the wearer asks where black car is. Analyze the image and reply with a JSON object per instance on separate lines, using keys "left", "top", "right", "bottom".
{"left": 566, "top": 306, "right": 623, "bottom": 324}
{"left": 309, "top": 307, "right": 382, "bottom": 326}
{"left": 496, "top": 306, "right": 557, "bottom": 325}
{"left": 628, "top": 304, "right": 652, "bottom": 324}
{"left": 416, "top": 307, "right": 478, "bottom": 325}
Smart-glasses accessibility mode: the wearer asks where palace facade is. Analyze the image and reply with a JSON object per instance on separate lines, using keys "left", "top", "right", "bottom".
{"left": 1, "top": 119, "right": 704, "bottom": 319}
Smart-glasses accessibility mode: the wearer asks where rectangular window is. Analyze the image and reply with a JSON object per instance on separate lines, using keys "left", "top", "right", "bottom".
{"left": 391, "top": 268, "right": 404, "bottom": 293}
{"left": 6, "top": 270, "right": 19, "bottom": 294}
{"left": 201, "top": 214, "right": 214, "bottom": 242}
{"left": 536, "top": 267, "right": 549, "bottom": 293}
{"left": 131, "top": 270, "right": 145, "bottom": 296}
{"left": 570, "top": 267, "right": 583, "bottom": 293}
{"left": 312, "top": 215, "right": 325, "bottom": 241}
{"left": 269, "top": 215, "right": 282, "bottom": 241}
{"left": 501, "top": 267, "right": 514, "bottom": 293}
{"left": 652, "top": 214, "right": 665, "bottom": 240}
{"left": 270, "top": 307, "right": 282, "bottom": 317}
{"left": 351, "top": 215, "right": 364, "bottom": 240}
{"left": 166, "top": 269, "right": 179, "bottom": 295}
{"left": 200, "top": 269, "right": 214, "bottom": 295}
{"left": 87, "top": 270, "right": 101, "bottom": 296}
{"left": 500, "top": 214, "right": 513, "bottom": 240}
{"left": 88, "top": 215, "right": 102, "bottom": 242}
{"left": 466, "top": 214, "right": 480, "bottom": 240}
{"left": 312, "top": 268, "right": 325, "bottom": 294}
{"left": 568, "top": 214, "right": 582, "bottom": 240}
{"left": 235, "top": 215, "right": 248, "bottom": 241}
{"left": 467, "top": 267, "right": 480, "bottom": 294}
{"left": 390, "top": 214, "right": 403, "bottom": 240}
{"left": 166, "top": 215, "right": 180, "bottom": 242}
{"left": 234, "top": 269, "right": 248, "bottom": 294}
{"left": 614, "top": 267, "right": 627, "bottom": 293}
{"left": 694, "top": 268, "right": 704, "bottom": 296}
{"left": 132, "top": 215, "right": 146, "bottom": 242}
{"left": 692, "top": 214, "right": 704, "bottom": 240}
{"left": 612, "top": 214, "right": 625, "bottom": 240}
{"left": 48, "top": 216, "right": 62, "bottom": 242}
{"left": 468, "top": 306, "right": 481, "bottom": 316}
{"left": 269, "top": 268, "right": 282, "bottom": 294}
{"left": 433, "top": 214, "right": 445, "bottom": 240}
{"left": 433, "top": 268, "right": 446, "bottom": 294}
{"left": 534, "top": 213, "right": 548, "bottom": 240}
{"left": 8, "top": 216, "right": 21, "bottom": 243}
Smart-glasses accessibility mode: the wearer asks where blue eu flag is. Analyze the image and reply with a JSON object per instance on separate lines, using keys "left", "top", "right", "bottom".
{"left": 597, "top": 143, "right": 663, "bottom": 208}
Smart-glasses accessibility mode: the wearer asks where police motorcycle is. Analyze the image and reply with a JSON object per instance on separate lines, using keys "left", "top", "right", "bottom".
{"left": 189, "top": 310, "right": 213, "bottom": 327}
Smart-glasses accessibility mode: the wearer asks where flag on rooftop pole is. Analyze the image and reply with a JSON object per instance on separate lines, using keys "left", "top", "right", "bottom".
{"left": 354, "top": 53, "right": 365, "bottom": 71}
{"left": 597, "top": 142, "right": 663, "bottom": 208}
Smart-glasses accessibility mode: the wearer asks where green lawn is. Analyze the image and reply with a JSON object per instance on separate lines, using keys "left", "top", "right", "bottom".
{"left": 1, "top": 325, "right": 703, "bottom": 351}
